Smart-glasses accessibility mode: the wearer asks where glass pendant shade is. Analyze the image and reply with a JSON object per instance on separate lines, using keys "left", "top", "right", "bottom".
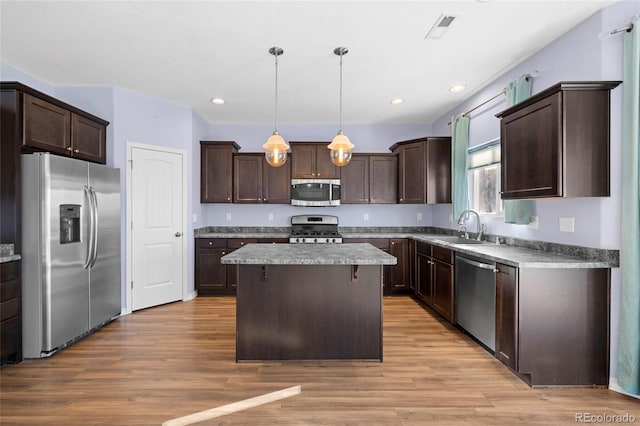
{"left": 263, "top": 131, "right": 289, "bottom": 167}
{"left": 327, "top": 131, "right": 354, "bottom": 167}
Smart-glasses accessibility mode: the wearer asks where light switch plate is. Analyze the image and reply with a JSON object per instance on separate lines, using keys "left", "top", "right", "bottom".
{"left": 364, "top": 213, "right": 369, "bottom": 221}
{"left": 417, "top": 212, "right": 423, "bottom": 221}
{"left": 268, "top": 213, "right": 274, "bottom": 221}
{"left": 225, "top": 212, "right": 232, "bottom": 221}
{"left": 192, "top": 213, "right": 198, "bottom": 223}
{"left": 559, "top": 217, "right": 575, "bottom": 232}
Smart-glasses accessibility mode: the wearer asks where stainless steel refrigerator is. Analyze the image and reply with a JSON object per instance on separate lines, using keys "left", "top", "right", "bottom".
{"left": 21, "top": 153, "right": 121, "bottom": 358}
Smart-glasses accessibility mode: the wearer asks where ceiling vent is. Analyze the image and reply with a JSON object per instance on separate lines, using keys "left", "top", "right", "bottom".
{"left": 425, "top": 14, "right": 457, "bottom": 39}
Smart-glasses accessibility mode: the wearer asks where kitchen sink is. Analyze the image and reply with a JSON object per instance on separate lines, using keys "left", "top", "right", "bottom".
{"left": 431, "top": 236, "right": 486, "bottom": 245}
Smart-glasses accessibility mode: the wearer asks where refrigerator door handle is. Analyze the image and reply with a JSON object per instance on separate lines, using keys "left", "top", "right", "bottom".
{"left": 89, "top": 187, "right": 99, "bottom": 268}
{"left": 83, "top": 185, "right": 95, "bottom": 269}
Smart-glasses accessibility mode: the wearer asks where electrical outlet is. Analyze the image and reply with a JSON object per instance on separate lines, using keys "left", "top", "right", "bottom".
{"left": 364, "top": 213, "right": 369, "bottom": 221}
{"left": 192, "top": 213, "right": 198, "bottom": 223}
{"left": 449, "top": 213, "right": 453, "bottom": 222}
{"left": 225, "top": 212, "right": 232, "bottom": 221}
{"left": 268, "top": 213, "right": 274, "bottom": 221}
{"left": 417, "top": 212, "right": 423, "bottom": 221}
{"left": 526, "top": 216, "right": 539, "bottom": 229}
{"left": 559, "top": 217, "right": 575, "bottom": 232}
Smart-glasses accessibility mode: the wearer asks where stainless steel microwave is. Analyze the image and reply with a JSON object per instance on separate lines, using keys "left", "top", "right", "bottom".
{"left": 291, "top": 179, "right": 341, "bottom": 206}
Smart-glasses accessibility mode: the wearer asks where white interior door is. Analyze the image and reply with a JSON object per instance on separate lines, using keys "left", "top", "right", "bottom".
{"left": 131, "top": 146, "right": 184, "bottom": 311}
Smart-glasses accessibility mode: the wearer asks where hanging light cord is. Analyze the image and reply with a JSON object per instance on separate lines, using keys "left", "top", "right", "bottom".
{"left": 274, "top": 51, "right": 279, "bottom": 132}
{"left": 338, "top": 50, "right": 343, "bottom": 132}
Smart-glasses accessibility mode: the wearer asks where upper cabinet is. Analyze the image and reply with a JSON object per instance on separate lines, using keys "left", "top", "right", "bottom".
{"left": 390, "top": 137, "right": 451, "bottom": 204}
{"left": 290, "top": 142, "right": 340, "bottom": 179}
{"left": 233, "top": 153, "right": 291, "bottom": 204}
{"left": 200, "top": 141, "right": 239, "bottom": 203}
{"left": 1, "top": 82, "right": 109, "bottom": 164}
{"left": 341, "top": 154, "right": 397, "bottom": 204}
{"left": 496, "top": 81, "right": 621, "bottom": 199}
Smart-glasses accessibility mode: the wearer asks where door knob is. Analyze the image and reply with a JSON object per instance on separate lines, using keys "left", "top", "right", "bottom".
{"left": 175, "top": 232, "right": 182, "bottom": 237}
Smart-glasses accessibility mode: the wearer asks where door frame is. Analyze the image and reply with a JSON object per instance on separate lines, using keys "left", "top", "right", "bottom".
{"left": 125, "top": 141, "right": 188, "bottom": 314}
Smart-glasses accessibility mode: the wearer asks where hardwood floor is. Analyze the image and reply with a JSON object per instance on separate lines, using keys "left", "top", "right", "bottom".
{"left": 1, "top": 296, "right": 638, "bottom": 425}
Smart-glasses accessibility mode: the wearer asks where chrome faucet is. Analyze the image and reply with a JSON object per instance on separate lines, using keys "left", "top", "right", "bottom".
{"left": 457, "top": 209, "right": 484, "bottom": 241}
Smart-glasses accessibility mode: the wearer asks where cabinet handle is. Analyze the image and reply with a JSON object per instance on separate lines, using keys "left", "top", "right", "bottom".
{"left": 400, "top": 198, "right": 404, "bottom": 202}
{"left": 222, "top": 251, "right": 226, "bottom": 255}
{"left": 66, "top": 147, "right": 73, "bottom": 151}
{"left": 227, "top": 197, "right": 231, "bottom": 201}
{"left": 208, "top": 241, "right": 213, "bottom": 245}
{"left": 240, "top": 242, "right": 244, "bottom": 245}
{"left": 74, "top": 149, "right": 79, "bottom": 153}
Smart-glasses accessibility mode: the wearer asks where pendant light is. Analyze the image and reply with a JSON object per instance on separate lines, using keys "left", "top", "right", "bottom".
{"left": 263, "top": 46, "right": 289, "bottom": 167}
{"left": 327, "top": 46, "right": 355, "bottom": 167}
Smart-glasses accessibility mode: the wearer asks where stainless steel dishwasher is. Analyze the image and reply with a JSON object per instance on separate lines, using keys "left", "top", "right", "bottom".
{"left": 455, "top": 254, "right": 498, "bottom": 351}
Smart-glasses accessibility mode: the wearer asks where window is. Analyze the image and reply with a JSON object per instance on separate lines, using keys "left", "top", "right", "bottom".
{"left": 468, "top": 138, "right": 503, "bottom": 215}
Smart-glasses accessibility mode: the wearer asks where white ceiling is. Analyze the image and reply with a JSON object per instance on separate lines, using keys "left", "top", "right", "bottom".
{"left": 0, "top": 1, "right": 616, "bottom": 126}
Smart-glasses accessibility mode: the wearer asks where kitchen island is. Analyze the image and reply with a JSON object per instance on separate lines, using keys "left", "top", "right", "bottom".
{"left": 221, "top": 243, "right": 396, "bottom": 362}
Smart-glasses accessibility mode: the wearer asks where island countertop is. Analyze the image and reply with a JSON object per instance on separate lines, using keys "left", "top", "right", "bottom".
{"left": 221, "top": 243, "right": 397, "bottom": 265}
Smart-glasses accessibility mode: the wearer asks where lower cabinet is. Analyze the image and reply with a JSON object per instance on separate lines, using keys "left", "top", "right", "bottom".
{"left": 494, "top": 264, "right": 610, "bottom": 386}
{"left": 1, "top": 260, "right": 22, "bottom": 364}
{"left": 195, "top": 238, "right": 288, "bottom": 296}
{"left": 415, "top": 241, "right": 454, "bottom": 323}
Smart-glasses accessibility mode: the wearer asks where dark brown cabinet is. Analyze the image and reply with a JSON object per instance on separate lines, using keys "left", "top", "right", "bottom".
{"left": 195, "top": 239, "right": 230, "bottom": 295}
{"left": 494, "top": 265, "right": 610, "bottom": 386}
{"left": 391, "top": 137, "right": 451, "bottom": 204}
{"left": 1, "top": 82, "right": 108, "bottom": 165}
{"left": 20, "top": 91, "right": 107, "bottom": 164}
{"left": 495, "top": 263, "right": 518, "bottom": 371}
{"left": 415, "top": 242, "right": 454, "bottom": 323}
{"left": 290, "top": 142, "right": 340, "bottom": 179}
{"left": 388, "top": 239, "right": 409, "bottom": 291}
{"left": 1, "top": 260, "right": 22, "bottom": 364}
{"left": 341, "top": 154, "right": 397, "bottom": 204}
{"left": 496, "top": 81, "right": 621, "bottom": 199}
{"left": 234, "top": 153, "right": 290, "bottom": 204}
{"left": 200, "top": 141, "right": 239, "bottom": 203}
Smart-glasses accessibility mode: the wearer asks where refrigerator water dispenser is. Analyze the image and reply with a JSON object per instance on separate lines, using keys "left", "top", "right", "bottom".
{"left": 60, "top": 204, "right": 81, "bottom": 244}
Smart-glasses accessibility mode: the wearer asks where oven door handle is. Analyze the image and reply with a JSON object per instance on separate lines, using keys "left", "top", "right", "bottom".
{"left": 457, "top": 256, "right": 498, "bottom": 273}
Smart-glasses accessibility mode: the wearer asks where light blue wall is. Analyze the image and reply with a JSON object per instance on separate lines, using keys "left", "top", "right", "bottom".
{"left": 431, "top": 0, "right": 638, "bottom": 380}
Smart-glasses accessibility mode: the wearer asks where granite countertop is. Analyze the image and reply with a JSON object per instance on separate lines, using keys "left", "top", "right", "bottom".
{"left": 220, "top": 243, "right": 397, "bottom": 265}
{"left": 0, "top": 244, "right": 21, "bottom": 264}
{"left": 196, "top": 227, "right": 618, "bottom": 269}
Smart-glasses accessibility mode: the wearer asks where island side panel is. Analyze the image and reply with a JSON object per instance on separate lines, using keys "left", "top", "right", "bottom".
{"left": 236, "top": 264, "right": 383, "bottom": 361}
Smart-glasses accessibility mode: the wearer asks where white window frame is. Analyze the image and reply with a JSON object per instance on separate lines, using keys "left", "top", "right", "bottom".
{"left": 467, "top": 138, "right": 503, "bottom": 217}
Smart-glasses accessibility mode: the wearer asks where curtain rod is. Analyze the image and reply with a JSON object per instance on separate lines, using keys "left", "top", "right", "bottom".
{"left": 446, "top": 73, "right": 535, "bottom": 126}
{"left": 608, "top": 23, "right": 634, "bottom": 36}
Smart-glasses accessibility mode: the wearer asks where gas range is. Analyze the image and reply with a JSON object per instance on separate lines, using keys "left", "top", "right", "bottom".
{"left": 288, "top": 215, "right": 343, "bottom": 244}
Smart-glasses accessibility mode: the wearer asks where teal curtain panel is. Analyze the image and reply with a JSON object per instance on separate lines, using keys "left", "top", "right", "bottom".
{"left": 503, "top": 74, "right": 535, "bottom": 224}
{"left": 618, "top": 16, "right": 640, "bottom": 397}
{"left": 451, "top": 114, "right": 470, "bottom": 220}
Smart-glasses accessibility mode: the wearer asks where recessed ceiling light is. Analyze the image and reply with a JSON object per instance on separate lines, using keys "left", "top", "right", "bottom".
{"left": 449, "top": 85, "right": 466, "bottom": 93}
{"left": 390, "top": 98, "right": 405, "bottom": 105}
{"left": 210, "top": 98, "right": 225, "bottom": 105}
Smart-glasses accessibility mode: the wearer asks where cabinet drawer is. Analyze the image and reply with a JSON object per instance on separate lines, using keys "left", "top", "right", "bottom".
{"left": 227, "top": 238, "right": 258, "bottom": 249}
{"left": 195, "top": 238, "right": 227, "bottom": 249}
{"left": 0, "top": 261, "right": 19, "bottom": 282}
{"left": 432, "top": 246, "right": 453, "bottom": 264}
{"left": 0, "top": 276, "right": 20, "bottom": 303}
{"left": 0, "top": 298, "right": 20, "bottom": 321}
{"left": 416, "top": 242, "right": 432, "bottom": 256}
